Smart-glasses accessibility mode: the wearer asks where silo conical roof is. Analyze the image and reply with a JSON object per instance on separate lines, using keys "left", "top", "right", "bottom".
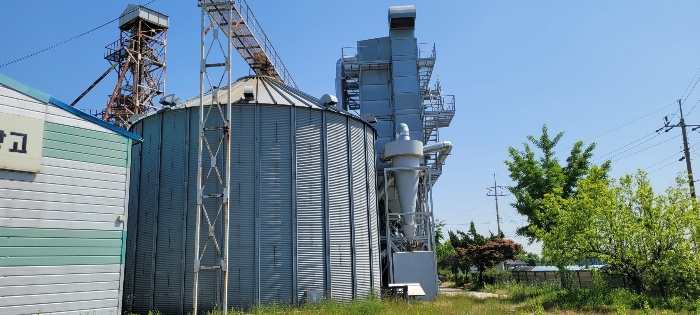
{"left": 180, "top": 76, "right": 323, "bottom": 109}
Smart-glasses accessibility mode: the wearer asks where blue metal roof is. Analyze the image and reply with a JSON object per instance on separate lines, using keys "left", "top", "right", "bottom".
{"left": 0, "top": 72, "right": 142, "bottom": 141}
{"left": 512, "top": 265, "right": 608, "bottom": 272}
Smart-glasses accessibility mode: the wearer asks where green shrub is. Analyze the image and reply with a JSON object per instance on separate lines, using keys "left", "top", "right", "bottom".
{"left": 454, "top": 273, "right": 467, "bottom": 288}
{"left": 438, "top": 268, "right": 454, "bottom": 282}
{"left": 482, "top": 268, "right": 513, "bottom": 285}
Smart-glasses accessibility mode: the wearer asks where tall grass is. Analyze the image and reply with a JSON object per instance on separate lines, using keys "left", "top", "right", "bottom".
{"left": 196, "top": 294, "right": 516, "bottom": 315}
{"left": 484, "top": 280, "right": 700, "bottom": 313}
{"left": 129, "top": 283, "right": 700, "bottom": 315}
{"left": 197, "top": 296, "right": 384, "bottom": 315}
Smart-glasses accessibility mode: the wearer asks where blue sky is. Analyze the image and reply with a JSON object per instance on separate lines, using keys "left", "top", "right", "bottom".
{"left": 3, "top": 1, "right": 700, "bottom": 253}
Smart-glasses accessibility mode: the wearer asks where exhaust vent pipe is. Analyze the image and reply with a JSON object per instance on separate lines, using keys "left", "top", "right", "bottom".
{"left": 388, "top": 5, "right": 416, "bottom": 30}
{"left": 243, "top": 86, "right": 255, "bottom": 101}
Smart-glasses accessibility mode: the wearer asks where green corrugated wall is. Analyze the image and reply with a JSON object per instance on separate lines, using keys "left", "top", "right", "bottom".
{"left": 0, "top": 121, "right": 131, "bottom": 267}
{"left": 42, "top": 122, "right": 131, "bottom": 168}
{"left": 0, "top": 227, "right": 126, "bottom": 266}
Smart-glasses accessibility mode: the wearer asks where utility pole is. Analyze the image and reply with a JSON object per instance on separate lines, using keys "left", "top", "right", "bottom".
{"left": 657, "top": 99, "right": 700, "bottom": 198}
{"left": 486, "top": 174, "right": 506, "bottom": 235}
{"left": 679, "top": 99, "right": 696, "bottom": 199}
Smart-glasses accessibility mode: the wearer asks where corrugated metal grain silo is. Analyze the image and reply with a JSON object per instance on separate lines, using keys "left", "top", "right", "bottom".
{"left": 123, "top": 76, "right": 379, "bottom": 314}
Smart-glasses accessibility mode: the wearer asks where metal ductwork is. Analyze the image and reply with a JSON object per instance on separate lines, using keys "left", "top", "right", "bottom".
{"left": 388, "top": 5, "right": 416, "bottom": 29}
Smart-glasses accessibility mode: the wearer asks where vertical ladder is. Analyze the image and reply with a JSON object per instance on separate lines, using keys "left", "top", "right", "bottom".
{"left": 193, "top": 2, "right": 233, "bottom": 314}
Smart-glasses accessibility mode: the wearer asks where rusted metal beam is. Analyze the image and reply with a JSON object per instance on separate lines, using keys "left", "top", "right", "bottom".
{"left": 103, "top": 58, "right": 131, "bottom": 121}
{"left": 71, "top": 62, "right": 119, "bottom": 106}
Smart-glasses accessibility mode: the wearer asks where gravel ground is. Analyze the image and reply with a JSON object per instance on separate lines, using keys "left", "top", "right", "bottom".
{"left": 438, "top": 287, "right": 506, "bottom": 299}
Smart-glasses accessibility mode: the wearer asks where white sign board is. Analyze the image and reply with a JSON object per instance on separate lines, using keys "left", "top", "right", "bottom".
{"left": 0, "top": 112, "right": 44, "bottom": 172}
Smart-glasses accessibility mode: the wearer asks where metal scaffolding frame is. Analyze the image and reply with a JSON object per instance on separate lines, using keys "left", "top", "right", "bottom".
{"left": 380, "top": 166, "right": 434, "bottom": 284}
{"left": 422, "top": 77, "right": 455, "bottom": 186}
{"left": 339, "top": 46, "right": 392, "bottom": 112}
{"left": 193, "top": 1, "right": 233, "bottom": 314}
{"left": 338, "top": 42, "right": 455, "bottom": 186}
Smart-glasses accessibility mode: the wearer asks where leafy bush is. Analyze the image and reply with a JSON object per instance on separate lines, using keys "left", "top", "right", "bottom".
{"left": 438, "top": 268, "right": 454, "bottom": 282}
{"left": 454, "top": 273, "right": 467, "bottom": 288}
{"left": 482, "top": 268, "right": 513, "bottom": 285}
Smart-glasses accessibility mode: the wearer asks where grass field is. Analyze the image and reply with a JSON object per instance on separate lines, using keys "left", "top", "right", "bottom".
{"left": 170, "top": 289, "right": 696, "bottom": 315}
{"left": 126, "top": 281, "right": 700, "bottom": 315}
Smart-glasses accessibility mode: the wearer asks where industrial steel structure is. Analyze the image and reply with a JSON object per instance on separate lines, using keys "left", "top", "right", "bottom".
{"left": 121, "top": 1, "right": 454, "bottom": 311}
{"left": 198, "top": 0, "right": 297, "bottom": 88}
{"left": 123, "top": 76, "right": 380, "bottom": 314}
{"left": 0, "top": 0, "right": 461, "bottom": 313}
{"left": 192, "top": 1, "right": 299, "bottom": 313}
{"left": 335, "top": 5, "right": 456, "bottom": 299}
{"left": 101, "top": 5, "right": 168, "bottom": 128}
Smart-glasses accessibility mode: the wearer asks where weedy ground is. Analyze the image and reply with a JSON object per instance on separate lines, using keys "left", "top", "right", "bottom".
{"left": 30, "top": 284, "right": 697, "bottom": 315}
{"left": 130, "top": 287, "right": 697, "bottom": 315}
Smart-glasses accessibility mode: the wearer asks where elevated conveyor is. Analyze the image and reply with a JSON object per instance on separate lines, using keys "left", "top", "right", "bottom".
{"left": 199, "top": 0, "right": 297, "bottom": 88}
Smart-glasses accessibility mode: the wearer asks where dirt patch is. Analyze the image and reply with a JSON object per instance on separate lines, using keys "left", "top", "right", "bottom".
{"left": 439, "top": 287, "right": 507, "bottom": 299}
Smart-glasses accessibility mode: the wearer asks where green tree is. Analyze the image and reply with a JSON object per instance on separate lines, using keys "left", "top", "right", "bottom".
{"left": 456, "top": 238, "right": 522, "bottom": 287}
{"left": 435, "top": 219, "right": 446, "bottom": 244}
{"left": 449, "top": 222, "right": 522, "bottom": 287}
{"left": 505, "top": 124, "right": 610, "bottom": 242}
{"left": 538, "top": 168, "right": 700, "bottom": 297}
{"left": 517, "top": 249, "right": 544, "bottom": 266}
{"left": 436, "top": 240, "right": 457, "bottom": 273}
{"left": 435, "top": 219, "right": 459, "bottom": 276}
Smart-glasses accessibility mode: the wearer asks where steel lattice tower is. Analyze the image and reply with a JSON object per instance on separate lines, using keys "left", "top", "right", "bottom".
{"left": 103, "top": 5, "right": 168, "bottom": 129}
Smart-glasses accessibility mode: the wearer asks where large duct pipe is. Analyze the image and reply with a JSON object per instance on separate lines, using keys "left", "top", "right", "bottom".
{"left": 382, "top": 123, "right": 423, "bottom": 241}
{"left": 423, "top": 141, "right": 452, "bottom": 155}
{"left": 424, "top": 140, "right": 453, "bottom": 173}
{"left": 397, "top": 123, "right": 410, "bottom": 140}
{"left": 335, "top": 58, "right": 345, "bottom": 110}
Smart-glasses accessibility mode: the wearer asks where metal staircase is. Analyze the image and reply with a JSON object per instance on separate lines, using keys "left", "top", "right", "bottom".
{"left": 339, "top": 41, "right": 456, "bottom": 186}
{"left": 198, "top": 0, "right": 297, "bottom": 88}
{"left": 340, "top": 47, "right": 391, "bottom": 111}
{"left": 418, "top": 43, "right": 436, "bottom": 97}
{"left": 422, "top": 77, "right": 455, "bottom": 186}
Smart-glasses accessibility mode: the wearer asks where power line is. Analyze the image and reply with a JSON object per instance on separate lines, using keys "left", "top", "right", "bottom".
{"left": 666, "top": 68, "right": 700, "bottom": 120}
{"left": 446, "top": 200, "right": 495, "bottom": 220}
{"left": 683, "top": 76, "right": 700, "bottom": 105}
{"left": 643, "top": 150, "right": 684, "bottom": 171}
{"left": 685, "top": 98, "right": 700, "bottom": 117}
{"left": 496, "top": 173, "right": 512, "bottom": 185}
{"left": 582, "top": 101, "right": 676, "bottom": 143}
{"left": 498, "top": 102, "right": 676, "bottom": 177}
{"left": 0, "top": 0, "right": 156, "bottom": 68}
{"left": 610, "top": 134, "right": 681, "bottom": 163}
{"left": 594, "top": 132, "right": 661, "bottom": 161}
{"left": 648, "top": 161, "right": 680, "bottom": 174}
{"left": 681, "top": 65, "right": 700, "bottom": 101}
